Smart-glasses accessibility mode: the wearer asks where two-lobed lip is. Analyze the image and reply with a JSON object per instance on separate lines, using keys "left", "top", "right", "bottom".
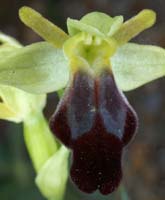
{"left": 50, "top": 68, "right": 138, "bottom": 194}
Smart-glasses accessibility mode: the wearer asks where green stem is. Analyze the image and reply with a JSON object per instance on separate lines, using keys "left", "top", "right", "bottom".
{"left": 23, "top": 111, "right": 58, "bottom": 172}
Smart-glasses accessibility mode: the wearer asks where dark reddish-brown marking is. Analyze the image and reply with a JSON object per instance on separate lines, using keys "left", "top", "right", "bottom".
{"left": 50, "top": 68, "right": 138, "bottom": 194}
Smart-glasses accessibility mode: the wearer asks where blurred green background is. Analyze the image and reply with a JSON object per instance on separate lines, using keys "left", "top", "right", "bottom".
{"left": 0, "top": 0, "right": 165, "bottom": 200}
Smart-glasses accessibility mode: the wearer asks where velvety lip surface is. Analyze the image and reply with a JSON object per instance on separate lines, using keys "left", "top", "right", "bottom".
{"left": 50, "top": 69, "right": 138, "bottom": 194}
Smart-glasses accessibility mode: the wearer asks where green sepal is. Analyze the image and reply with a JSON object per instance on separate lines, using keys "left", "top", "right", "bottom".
{"left": 67, "top": 12, "right": 123, "bottom": 38}
{"left": 36, "top": 146, "right": 70, "bottom": 200}
{"left": 67, "top": 18, "right": 105, "bottom": 37}
{"left": 0, "top": 42, "right": 69, "bottom": 94}
{"left": 80, "top": 12, "right": 114, "bottom": 35}
{"left": 111, "top": 43, "right": 165, "bottom": 91}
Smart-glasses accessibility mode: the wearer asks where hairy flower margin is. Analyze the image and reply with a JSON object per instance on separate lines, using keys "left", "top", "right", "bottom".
{"left": 0, "top": 6, "right": 164, "bottom": 200}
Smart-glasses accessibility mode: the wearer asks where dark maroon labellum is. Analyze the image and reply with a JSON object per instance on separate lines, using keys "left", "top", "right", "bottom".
{"left": 50, "top": 68, "right": 138, "bottom": 195}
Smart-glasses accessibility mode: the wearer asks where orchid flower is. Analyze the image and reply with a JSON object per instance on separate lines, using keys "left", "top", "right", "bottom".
{"left": 0, "top": 6, "right": 165, "bottom": 200}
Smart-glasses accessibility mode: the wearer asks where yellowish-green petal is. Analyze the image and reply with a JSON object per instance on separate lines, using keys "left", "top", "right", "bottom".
{"left": 113, "top": 9, "right": 156, "bottom": 45}
{"left": 19, "top": 6, "right": 69, "bottom": 48}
